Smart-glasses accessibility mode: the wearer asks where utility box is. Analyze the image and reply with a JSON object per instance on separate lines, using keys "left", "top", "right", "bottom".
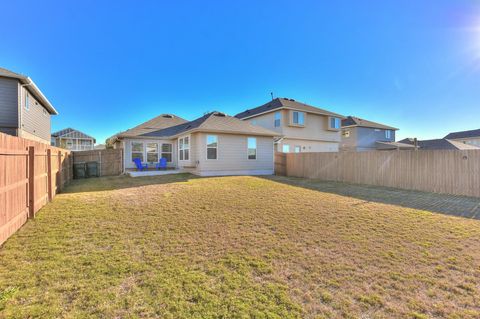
{"left": 74, "top": 162, "right": 86, "bottom": 179}
{"left": 86, "top": 161, "right": 99, "bottom": 177}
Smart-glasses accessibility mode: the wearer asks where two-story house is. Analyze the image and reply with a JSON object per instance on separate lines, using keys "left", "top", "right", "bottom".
{"left": 340, "top": 116, "right": 404, "bottom": 151}
{"left": 51, "top": 128, "right": 96, "bottom": 151}
{"left": 234, "top": 98, "right": 344, "bottom": 152}
{"left": 0, "top": 67, "right": 58, "bottom": 143}
{"left": 444, "top": 129, "right": 480, "bottom": 147}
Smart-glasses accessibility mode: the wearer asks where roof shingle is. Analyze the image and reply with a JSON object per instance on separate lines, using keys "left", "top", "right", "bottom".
{"left": 444, "top": 129, "right": 480, "bottom": 140}
{"left": 342, "top": 116, "right": 398, "bottom": 130}
{"left": 234, "top": 98, "right": 343, "bottom": 119}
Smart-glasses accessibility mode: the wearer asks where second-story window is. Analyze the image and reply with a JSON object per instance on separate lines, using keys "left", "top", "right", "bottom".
{"left": 330, "top": 117, "right": 341, "bottom": 130}
{"left": 274, "top": 112, "right": 281, "bottom": 127}
{"left": 292, "top": 111, "right": 305, "bottom": 125}
{"left": 385, "top": 130, "right": 392, "bottom": 139}
{"left": 25, "top": 93, "right": 30, "bottom": 111}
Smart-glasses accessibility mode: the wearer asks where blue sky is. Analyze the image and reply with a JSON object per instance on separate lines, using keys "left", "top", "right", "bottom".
{"left": 1, "top": 0, "right": 479, "bottom": 143}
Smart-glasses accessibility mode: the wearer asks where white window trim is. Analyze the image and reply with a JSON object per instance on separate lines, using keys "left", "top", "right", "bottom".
{"left": 206, "top": 134, "right": 218, "bottom": 160}
{"left": 25, "top": 92, "right": 30, "bottom": 111}
{"left": 247, "top": 137, "right": 257, "bottom": 160}
{"left": 294, "top": 145, "right": 301, "bottom": 153}
{"left": 146, "top": 142, "right": 159, "bottom": 163}
{"left": 291, "top": 111, "right": 305, "bottom": 126}
{"left": 178, "top": 135, "right": 190, "bottom": 161}
{"left": 385, "top": 130, "right": 392, "bottom": 139}
{"left": 328, "top": 116, "right": 341, "bottom": 130}
{"left": 274, "top": 111, "right": 281, "bottom": 127}
{"left": 161, "top": 143, "right": 173, "bottom": 163}
{"left": 131, "top": 141, "right": 145, "bottom": 163}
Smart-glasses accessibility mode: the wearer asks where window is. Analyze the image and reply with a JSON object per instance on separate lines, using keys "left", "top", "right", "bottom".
{"left": 274, "top": 112, "right": 281, "bottom": 127}
{"left": 282, "top": 144, "right": 290, "bottom": 153}
{"left": 131, "top": 142, "right": 144, "bottom": 162}
{"left": 329, "top": 117, "right": 341, "bottom": 130}
{"left": 146, "top": 143, "right": 158, "bottom": 163}
{"left": 385, "top": 130, "right": 392, "bottom": 139}
{"left": 294, "top": 146, "right": 301, "bottom": 153}
{"left": 247, "top": 137, "right": 257, "bottom": 160}
{"left": 207, "top": 135, "right": 218, "bottom": 160}
{"left": 178, "top": 136, "right": 190, "bottom": 161}
{"left": 66, "top": 140, "right": 73, "bottom": 149}
{"left": 292, "top": 111, "right": 305, "bottom": 125}
{"left": 25, "top": 93, "right": 30, "bottom": 111}
{"left": 161, "top": 143, "right": 173, "bottom": 162}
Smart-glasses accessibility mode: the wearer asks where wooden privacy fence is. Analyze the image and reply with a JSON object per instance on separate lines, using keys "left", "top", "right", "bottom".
{"left": 0, "top": 132, "right": 72, "bottom": 246}
{"left": 278, "top": 150, "right": 480, "bottom": 198}
{"left": 73, "top": 149, "right": 123, "bottom": 176}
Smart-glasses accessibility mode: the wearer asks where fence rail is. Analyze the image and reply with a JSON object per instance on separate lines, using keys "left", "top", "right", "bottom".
{"left": 277, "top": 150, "right": 480, "bottom": 198}
{"left": 0, "top": 132, "right": 72, "bottom": 245}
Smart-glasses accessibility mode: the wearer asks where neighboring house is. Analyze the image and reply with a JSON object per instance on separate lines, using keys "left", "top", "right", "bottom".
{"left": 234, "top": 98, "right": 344, "bottom": 153}
{"left": 51, "top": 128, "right": 96, "bottom": 151}
{"left": 398, "top": 138, "right": 480, "bottom": 150}
{"left": 340, "top": 116, "right": 412, "bottom": 151}
{"left": 444, "top": 129, "right": 480, "bottom": 147}
{"left": 0, "top": 67, "right": 58, "bottom": 143}
{"left": 108, "top": 112, "right": 279, "bottom": 176}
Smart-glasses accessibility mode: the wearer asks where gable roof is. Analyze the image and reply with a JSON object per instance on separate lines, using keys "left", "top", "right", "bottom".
{"left": 110, "top": 114, "right": 188, "bottom": 141}
{"left": 342, "top": 116, "right": 398, "bottom": 130}
{"left": 0, "top": 67, "right": 58, "bottom": 115}
{"left": 52, "top": 128, "right": 96, "bottom": 143}
{"left": 143, "top": 112, "right": 280, "bottom": 138}
{"left": 398, "top": 138, "right": 480, "bottom": 150}
{"left": 444, "top": 128, "right": 480, "bottom": 140}
{"left": 234, "top": 98, "right": 344, "bottom": 120}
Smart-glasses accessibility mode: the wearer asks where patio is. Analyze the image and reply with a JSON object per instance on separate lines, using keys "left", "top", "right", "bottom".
{"left": 126, "top": 168, "right": 187, "bottom": 177}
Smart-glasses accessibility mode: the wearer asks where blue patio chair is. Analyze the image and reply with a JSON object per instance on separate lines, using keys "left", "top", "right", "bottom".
{"left": 156, "top": 157, "right": 168, "bottom": 170}
{"left": 133, "top": 158, "right": 148, "bottom": 171}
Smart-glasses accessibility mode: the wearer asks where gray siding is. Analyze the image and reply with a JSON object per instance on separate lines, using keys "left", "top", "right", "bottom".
{"left": 341, "top": 127, "right": 395, "bottom": 151}
{"left": 20, "top": 86, "right": 51, "bottom": 141}
{"left": 0, "top": 77, "right": 19, "bottom": 130}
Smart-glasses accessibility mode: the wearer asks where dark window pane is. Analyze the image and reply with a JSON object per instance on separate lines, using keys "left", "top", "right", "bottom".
{"left": 147, "top": 153, "right": 158, "bottom": 163}
{"left": 179, "top": 149, "right": 184, "bottom": 160}
{"left": 161, "top": 153, "right": 172, "bottom": 162}
{"left": 132, "top": 152, "right": 143, "bottom": 162}
{"left": 207, "top": 148, "right": 217, "bottom": 159}
{"left": 184, "top": 149, "right": 189, "bottom": 160}
{"left": 162, "top": 144, "right": 172, "bottom": 152}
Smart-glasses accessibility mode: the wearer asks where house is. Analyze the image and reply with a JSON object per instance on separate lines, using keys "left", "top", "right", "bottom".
{"left": 340, "top": 116, "right": 413, "bottom": 151}
{"left": 444, "top": 129, "right": 480, "bottom": 147}
{"left": 398, "top": 138, "right": 480, "bottom": 150}
{"left": 108, "top": 112, "right": 280, "bottom": 176}
{"left": 0, "top": 67, "right": 58, "bottom": 143}
{"left": 51, "top": 128, "right": 96, "bottom": 151}
{"left": 234, "top": 98, "right": 344, "bottom": 153}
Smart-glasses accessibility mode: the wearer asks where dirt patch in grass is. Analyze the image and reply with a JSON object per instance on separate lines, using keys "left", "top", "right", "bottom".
{"left": 1, "top": 174, "right": 479, "bottom": 318}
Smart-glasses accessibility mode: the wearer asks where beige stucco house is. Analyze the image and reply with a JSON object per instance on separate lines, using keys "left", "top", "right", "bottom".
{"left": 108, "top": 112, "right": 279, "bottom": 176}
{"left": 0, "top": 67, "right": 58, "bottom": 143}
{"left": 234, "top": 98, "right": 344, "bottom": 153}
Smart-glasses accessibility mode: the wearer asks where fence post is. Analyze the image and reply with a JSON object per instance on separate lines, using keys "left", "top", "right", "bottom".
{"left": 47, "top": 149, "right": 52, "bottom": 201}
{"left": 28, "top": 146, "right": 35, "bottom": 218}
{"left": 58, "top": 151, "right": 62, "bottom": 192}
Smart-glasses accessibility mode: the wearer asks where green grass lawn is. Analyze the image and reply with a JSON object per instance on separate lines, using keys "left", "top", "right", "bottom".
{"left": 1, "top": 174, "right": 479, "bottom": 318}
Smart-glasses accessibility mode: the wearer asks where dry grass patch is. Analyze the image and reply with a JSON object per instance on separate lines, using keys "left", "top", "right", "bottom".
{"left": 0, "top": 174, "right": 479, "bottom": 318}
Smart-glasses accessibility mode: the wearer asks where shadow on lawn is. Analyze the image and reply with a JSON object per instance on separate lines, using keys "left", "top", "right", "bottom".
{"left": 63, "top": 173, "right": 200, "bottom": 193}
{"left": 263, "top": 175, "right": 480, "bottom": 220}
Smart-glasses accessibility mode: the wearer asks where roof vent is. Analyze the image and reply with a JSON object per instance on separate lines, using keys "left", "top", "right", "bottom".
{"left": 289, "top": 99, "right": 295, "bottom": 101}
{"left": 162, "top": 114, "right": 173, "bottom": 118}
{"left": 213, "top": 112, "right": 226, "bottom": 117}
